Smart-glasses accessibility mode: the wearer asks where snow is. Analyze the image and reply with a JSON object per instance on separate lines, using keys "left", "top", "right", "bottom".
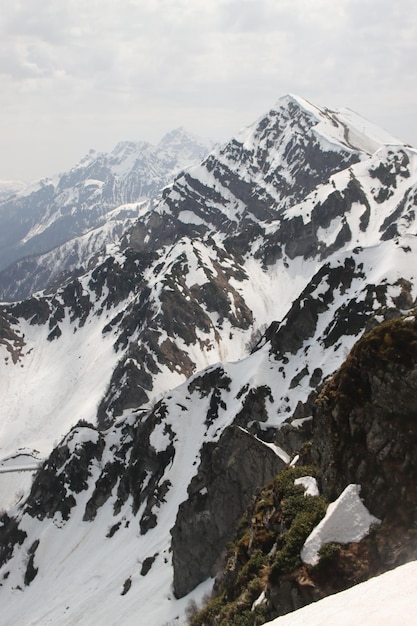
{"left": 149, "top": 420, "right": 172, "bottom": 453}
{"left": 0, "top": 179, "right": 27, "bottom": 200}
{"left": 0, "top": 464, "right": 40, "bottom": 473}
{"left": 83, "top": 179, "right": 104, "bottom": 188}
{"left": 267, "top": 560, "right": 417, "bottom": 626}
{"left": 301, "top": 484, "right": 380, "bottom": 566}
{"left": 230, "top": 256, "right": 316, "bottom": 334}
{"left": 284, "top": 93, "right": 403, "bottom": 156}
{"left": 177, "top": 210, "right": 207, "bottom": 226}
{"left": 336, "top": 107, "right": 404, "bottom": 153}
{"left": 1, "top": 94, "right": 417, "bottom": 626}
{"left": 0, "top": 471, "right": 37, "bottom": 511}
{"left": 0, "top": 301, "right": 122, "bottom": 461}
{"left": 261, "top": 440, "right": 291, "bottom": 464}
{"left": 252, "top": 590, "right": 267, "bottom": 610}
{"left": 291, "top": 416, "right": 313, "bottom": 429}
{"left": 294, "top": 476, "right": 319, "bottom": 497}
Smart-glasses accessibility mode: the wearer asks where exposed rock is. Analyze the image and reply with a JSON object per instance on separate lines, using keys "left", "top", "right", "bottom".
{"left": 190, "top": 466, "right": 327, "bottom": 625}
{"left": 140, "top": 553, "right": 158, "bottom": 576}
{"left": 274, "top": 416, "right": 313, "bottom": 457}
{"left": 24, "top": 540, "right": 40, "bottom": 586}
{"left": 313, "top": 314, "right": 417, "bottom": 522}
{"left": 268, "top": 577, "right": 316, "bottom": 616}
{"left": 0, "top": 514, "right": 27, "bottom": 568}
{"left": 171, "top": 426, "right": 287, "bottom": 598}
{"left": 266, "top": 258, "right": 367, "bottom": 358}
{"left": 26, "top": 426, "right": 105, "bottom": 521}
{"left": 111, "top": 400, "right": 176, "bottom": 530}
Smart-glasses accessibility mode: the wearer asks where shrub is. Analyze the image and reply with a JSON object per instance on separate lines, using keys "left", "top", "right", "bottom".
{"left": 190, "top": 466, "right": 328, "bottom": 625}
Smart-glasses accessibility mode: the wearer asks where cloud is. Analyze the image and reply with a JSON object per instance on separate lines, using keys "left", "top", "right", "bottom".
{"left": 1, "top": 0, "right": 417, "bottom": 179}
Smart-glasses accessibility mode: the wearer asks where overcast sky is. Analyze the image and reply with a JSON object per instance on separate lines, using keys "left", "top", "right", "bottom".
{"left": 1, "top": 0, "right": 417, "bottom": 181}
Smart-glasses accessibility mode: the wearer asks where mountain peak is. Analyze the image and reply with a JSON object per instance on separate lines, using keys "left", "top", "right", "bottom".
{"left": 111, "top": 139, "right": 152, "bottom": 157}
{"left": 158, "top": 126, "right": 216, "bottom": 153}
{"left": 273, "top": 93, "right": 405, "bottom": 155}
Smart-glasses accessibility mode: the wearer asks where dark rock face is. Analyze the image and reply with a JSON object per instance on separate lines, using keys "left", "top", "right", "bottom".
{"left": 171, "top": 426, "right": 287, "bottom": 598}
{"left": 265, "top": 258, "right": 367, "bottom": 358}
{"left": 313, "top": 315, "right": 417, "bottom": 523}
{"left": 188, "top": 316, "right": 417, "bottom": 625}
{"left": 273, "top": 416, "right": 313, "bottom": 457}
{"left": 268, "top": 578, "right": 317, "bottom": 616}
{"left": 26, "top": 426, "right": 105, "bottom": 521}
{"left": 0, "top": 514, "right": 27, "bottom": 568}
{"left": 24, "top": 540, "right": 40, "bottom": 586}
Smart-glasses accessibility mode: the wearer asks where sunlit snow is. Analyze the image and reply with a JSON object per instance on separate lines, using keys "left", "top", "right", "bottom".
{"left": 301, "top": 484, "right": 380, "bottom": 566}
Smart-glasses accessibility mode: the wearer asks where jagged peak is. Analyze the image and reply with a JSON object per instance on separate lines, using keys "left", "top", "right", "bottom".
{"left": 274, "top": 92, "right": 317, "bottom": 111}
{"left": 267, "top": 93, "right": 406, "bottom": 156}
{"left": 159, "top": 126, "right": 193, "bottom": 144}
{"left": 158, "top": 126, "right": 216, "bottom": 153}
{"left": 111, "top": 139, "right": 153, "bottom": 157}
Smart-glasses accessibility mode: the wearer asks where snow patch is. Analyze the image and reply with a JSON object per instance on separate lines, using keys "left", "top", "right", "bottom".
{"left": 301, "top": 484, "right": 380, "bottom": 566}
{"left": 294, "top": 476, "right": 319, "bottom": 497}
{"left": 291, "top": 416, "right": 313, "bottom": 429}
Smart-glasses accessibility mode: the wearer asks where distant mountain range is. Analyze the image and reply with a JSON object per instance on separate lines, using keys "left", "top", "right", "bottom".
{"left": 0, "top": 128, "right": 215, "bottom": 301}
{"left": 0, "top": 180, "right": 26, "bottom": 203}
{"left": 0, "top": 95, "right": 416, "bottom": 625}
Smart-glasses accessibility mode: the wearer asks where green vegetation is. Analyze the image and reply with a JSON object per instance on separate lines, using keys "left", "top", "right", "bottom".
{"left": 308, "top": 542, "right": 342, "bottom": 574}
{"left": 190, "top": 466, "right": 328, "bottom": 626}
{"left": 318, "top": 312, "right": 417, "bottom": 414}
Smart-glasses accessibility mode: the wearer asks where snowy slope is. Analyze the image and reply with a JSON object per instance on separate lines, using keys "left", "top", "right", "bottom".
{"left": 1, "top": 94, "right": 416, "bottom": 482}
{"left": 0, "top": 348, "right": 286, "bottom": 625}
{"left": 268, "top": 560, "right": 417, "bottom": 626}
{"left": 1, "top": 95, "right": 417, "bottom": 625}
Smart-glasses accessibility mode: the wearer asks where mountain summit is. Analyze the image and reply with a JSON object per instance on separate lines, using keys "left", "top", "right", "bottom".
{"left": 0, "top": 95, "right": 417, "bottom": 625}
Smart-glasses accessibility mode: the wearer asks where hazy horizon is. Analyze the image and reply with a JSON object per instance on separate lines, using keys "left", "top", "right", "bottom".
{"left": 2, "top": 0, "right": 417, "bottom": 181}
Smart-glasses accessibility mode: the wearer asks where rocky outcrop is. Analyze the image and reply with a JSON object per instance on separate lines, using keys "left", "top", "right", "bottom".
{"left": 189, "top": 466, "right": 328, "bottom": 625}
{"left": 171, "top": 426, "right": 287, "bottom": 598}
{"left": 26, "top": 425, "right": 105, "bottom": 522}
{"left": 313, "top": 314, "right": 417, "bottom": 517}
{"left": 190, "top": 313, "right": 417, "bottom": 624}
{"left": 274, "top": 416, "right": 314, "bottom": 457}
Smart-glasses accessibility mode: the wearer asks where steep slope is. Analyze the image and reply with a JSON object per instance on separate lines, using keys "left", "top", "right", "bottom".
{"left": 0, "top": 95, "right": 417, "bottom": 625}
{"left": 0, "top": 128, "right": 214, "bottom": 301}
{"left": 267, "top": 559, "right": 417, "bottom": 626}
{"left": 188, "top": 313, "right": 417, "bottom": 625}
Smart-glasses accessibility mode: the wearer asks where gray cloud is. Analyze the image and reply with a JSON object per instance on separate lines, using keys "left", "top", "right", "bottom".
{"left": 1, "top": 0, "right": 417, "bottom": 179}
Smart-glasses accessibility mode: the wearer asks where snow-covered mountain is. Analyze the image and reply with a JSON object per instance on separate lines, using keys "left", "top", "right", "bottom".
{"left": 0, "top": 94, "right": 417, "bottom": 625}
{"left": 0, "top": 180, "right": 26, "bottom": 203}
{"left": 0, "top": 128, "right": 215, "bottom": 301}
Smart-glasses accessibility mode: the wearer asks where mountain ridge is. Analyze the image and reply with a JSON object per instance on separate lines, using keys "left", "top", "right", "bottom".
{"left": 0, "top": 127, "right": 215, "bottom": 301}
{"left": 0, "top": 94, "right": 416, "bottom": 625}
